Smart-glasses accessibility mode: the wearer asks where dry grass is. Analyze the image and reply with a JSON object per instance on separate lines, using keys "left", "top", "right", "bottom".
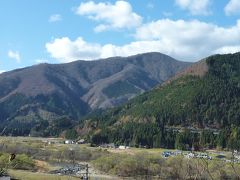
{"left": 8, "top": 170, "right": 80, "bottom": 180}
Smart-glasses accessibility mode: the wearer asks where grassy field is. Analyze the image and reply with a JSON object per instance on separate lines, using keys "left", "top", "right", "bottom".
{"left": 8, "top": 170, "right": 80, "bottom": 180}
{"left": 0, "top": 136, "right": 231, "bottom": 158}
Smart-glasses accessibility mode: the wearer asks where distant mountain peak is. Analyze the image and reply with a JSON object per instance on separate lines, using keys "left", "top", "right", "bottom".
{"left": 0, "top": 52, "right": 191, "bottom": 136}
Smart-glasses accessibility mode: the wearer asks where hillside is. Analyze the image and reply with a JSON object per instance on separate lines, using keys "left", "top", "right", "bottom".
{"left": 83, "top": 52, "right": 240, "bottom": 150}
{"left": 0, "top": 52, "right": 190, "bottom": 136}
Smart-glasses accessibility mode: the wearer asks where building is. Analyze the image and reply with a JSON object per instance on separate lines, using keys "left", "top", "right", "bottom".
{"left": 119, "top": 145, "right": 129, "bottom": 150}
{"left": 64, "top": 140, "right": 74, "bottom": 144}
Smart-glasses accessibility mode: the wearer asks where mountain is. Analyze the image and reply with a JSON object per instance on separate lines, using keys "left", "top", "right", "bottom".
{"left": 83, "top": 52, "right": 240, "bottom": 150}
{"left": 0, "top": 52, "right": 190, "bottom": 136}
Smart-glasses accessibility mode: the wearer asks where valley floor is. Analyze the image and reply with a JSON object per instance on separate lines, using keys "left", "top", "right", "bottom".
{"left": 0, "top": 136, "right": 239, "bottom": 179}
{"left": 8, "top": 170, "right": 120, "bottom": 180}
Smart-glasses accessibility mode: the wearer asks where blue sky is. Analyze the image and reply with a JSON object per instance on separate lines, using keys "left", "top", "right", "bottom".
{"left": 0, "top": 0, "right": 240, "bottom": 72}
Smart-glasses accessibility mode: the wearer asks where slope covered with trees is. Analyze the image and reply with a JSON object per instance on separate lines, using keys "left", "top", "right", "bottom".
{"left": 83, "top": 52, "right": 240, "bottom": 150}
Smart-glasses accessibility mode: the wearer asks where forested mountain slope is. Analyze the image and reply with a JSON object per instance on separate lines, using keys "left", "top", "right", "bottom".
{"left": 83, "top": 52, "right": 240, "bottom": 150}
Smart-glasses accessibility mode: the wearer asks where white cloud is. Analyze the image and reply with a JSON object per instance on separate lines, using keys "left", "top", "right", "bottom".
{"left": 135, "top": 19, "right": 240, "bottom": 60}
{"left": 46, "top": 37, "right": 102, "bottom": 62}
{"left": 100, "top": 41, "right": 176, "bottom": 58}
{"left": 35, "top": 59, "right": 49, "bottom": 64}
{"left": 46, "top": 19, "right": 240, "bottom": 62}
{"left": 224, "top": 0, "right": 240, "bottom": 16}
{"left": 175, "top": 0, "right": 211, "bottom": 15}
{"left": 0, "top": 70, "right": 5, "bottom": 74}
{"left": 46, "top": 36, "right": 172, "bottom": 62}
{"left": 213, "top": 45, "right": 240, "bottom": 54}
{"left": 49, "top": 14, "right": 62, "bottom": 22}
{"left": 8, "top": 50, "right": 21, "bottom": 63}
{"left": 76, "top": 1, "right": 142, "bottom": 32}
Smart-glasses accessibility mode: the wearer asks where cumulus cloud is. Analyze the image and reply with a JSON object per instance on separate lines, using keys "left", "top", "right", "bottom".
{"left": 46, "top": 19, "right": 240, "bottom": 62}
{"left": 46, "top": 37, "right": 102, "bottom": 62}
{"left": 0, "top": 70, "right": 5, "bottom": 74}
{"left": 75, "top": 1, "right": 142, "bottom": 32}
{"left": 225, "top": 0, "right": 240, "bottom": 16}
{"left": 49, "top": 14, "right": 62, "bottom": 22}
{"left": 8, "top": 50, "right": 21, "bottom": 63}
{"left": 46, "top": 37, "right": 173, "bottom": 62}
{"left": 135, "top": 19, "right": 240, "bottom": 60}
{"left": 175, "top": 0, "right": 211, "bottom": 15}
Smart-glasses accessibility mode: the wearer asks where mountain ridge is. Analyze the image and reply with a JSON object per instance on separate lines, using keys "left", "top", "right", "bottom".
{"left": 0, "top": 52, "right": 191, "bottom": 136}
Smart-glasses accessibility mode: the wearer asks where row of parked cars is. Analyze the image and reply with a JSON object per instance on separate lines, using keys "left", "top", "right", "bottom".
{"left": 162, "top": 151, "right": 212, "bottom": 160}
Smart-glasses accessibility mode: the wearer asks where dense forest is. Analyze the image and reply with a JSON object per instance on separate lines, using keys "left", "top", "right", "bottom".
{"left": 82, "top": 53, "right": 240, "bottom": 150}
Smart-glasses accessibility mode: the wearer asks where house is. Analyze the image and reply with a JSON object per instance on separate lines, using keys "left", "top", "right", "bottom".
{"left": 119, "top": 145, "right": 129, "bottom": 150}
{"left": 64, "top": 140, "right": 74, "bottom": 144}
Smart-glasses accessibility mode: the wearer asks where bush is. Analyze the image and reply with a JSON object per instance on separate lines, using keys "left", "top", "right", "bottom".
{"left": 92, "top": 154, "right": 120, "bottom": 173}
{"left": 11, "top": 154, "right": 36, "bottom": 170}
{"left": 0, "top": 153, "right": 35, "bottom": 171}
{"left": 92, "top": 152, "right": 240, "bottom": 179}
{"left": 93, "top": 152, "right": 161, "bottom": 177}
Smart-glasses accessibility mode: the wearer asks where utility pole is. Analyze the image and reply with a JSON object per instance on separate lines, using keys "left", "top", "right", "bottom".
{"left": 85, "top": 164, "right": 89, "bottom": 180}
